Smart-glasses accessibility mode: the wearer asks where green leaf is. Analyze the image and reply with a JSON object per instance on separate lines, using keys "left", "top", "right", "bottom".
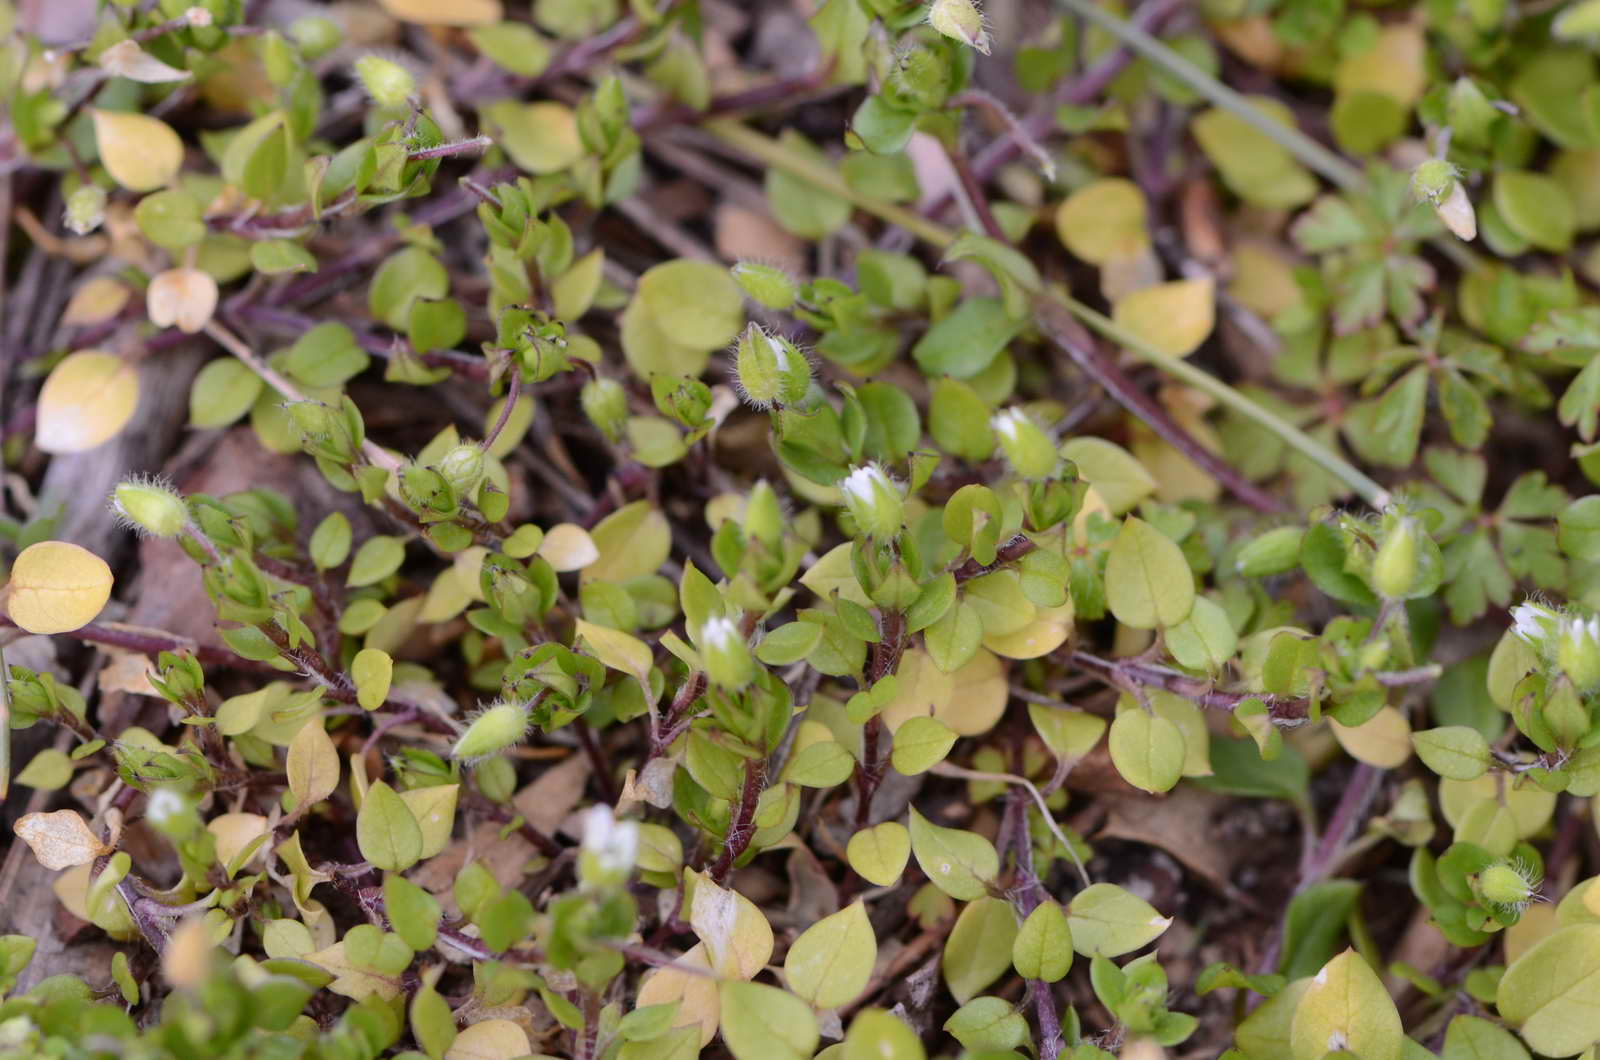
{"left": 1493, "top": 171, "right": 1576, "bottom": 252}
{"left": 942, "top": 897, "right": 1019, "bottom": 1004}
{"left": 250, "top": 240, "right": 317, "bottom": 275}
{"left": 1411, "top": 726, "right": 1491, "bottom": 781}
{"left": 718, "top": 981, "right": 819, "bottom": 1060}
{"left": 928, "top": 378, "right": 996, "bottom": 463}
{"left": 911, "top": 298, "right": 1022, "bottom": 380}
{"left": 1029, "top": 704, "right": 1107, "bottom": 763}
{"left": 1559, "top": 495, "right": 1600, "bottom": 561}
{"left": 890, "top": 716, "right": 957, "bottom": 775}
{"left": 1497, "top": 924, "right": 1600, "bottom": 1057}
{"left": 1059, "top": 437, "right": 1156, "bottom": 514}
{"left": 15, "top": 749, "right": 71, "bottom": 791}
{"left": 1105, "top": 516, "right": 1195, "bottom": 629}
{"left": 782, "top": 739, "right": 855, "bottom": 787}
{"left": 1280, "top": 879, "right": 1362, "bottom": 980}
{"left": 847, "top": 821, "right": 911, "bottom": 887}
{"left": 943, "top": 996, "right": 1028, "bottom": 1052}
{"left": 384, "top": 875, "right": 441, "bottom": 952}
{"left": 784, "top": 901, "right": 876, "bottom": 1009}
{"left": 190, "top": 358, "right": 265, "bottom": 429}
{"left": 1013, "top": 900, "right": 1073, "bottom": 982}
{"left": 757, "top": 621, "right": 822, "bottom": 665}
{"left": 410, "top": 984, "right": 456, "bottom": 1060}
{"left": 766, "top": 130, "right": 851, "bottom": 239}
{"left": 1343, "top": 366, "right": 1428, "bottom": 469}
{"left": 1441, "top": 1014, "right": 1530, "bottom": 1060}
{"left": 352, "top": 648, "right": 393, "bottom": 711}
{"left": 1067, "top": 883, "right": 1172, "bottom": 958}
{"left": 636, "top": 260, "right": 745, "bottom": 351}
{"left": 908, "top": 808, "right": 999, "bottom": 901}
{"left": 356, "top": 780, "right": 423, "bottom": 872}
{"left": 843, "top": 1010, "right": 925, "bottom": 1060}
{"left": 347, "top": 535, "right": 406, "bottom": 587}
{"left": 309, "top": 513, "right": 352, "bottom": 571}
{"left": 1289, "top": 949, "right": 1403, "bottom": 1060}
{"left": 1108, "top": 708, "right": 1186, "bottom": 793}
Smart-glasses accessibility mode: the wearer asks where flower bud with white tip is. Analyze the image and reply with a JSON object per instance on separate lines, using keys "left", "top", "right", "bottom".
{"left": 734, "top": 324, "right": 810, "bottom": 408}
{"left": 840, "top": 464, "right": 904, "bottom": 540}
{"left": 732, "top": 261, "right": 798, "bottom": 310}
{"left": 991, "top": 408, "right": 1057, "bottom": 479}
{"left": 1558, "top": 614, "right": 1600, "bottom": 691}
{"left": 927, "top": 0, "right": 992, "bottom": 54}
{"left": 355, "top": 54, "right": 415, "bottom": 107}
{"left": 450, "top": 699, "right": 532, "bottom": 761}
{"left": 64, "top": 186, "right": 106, "bottom": 236}
{"left": 700, "top": 615, "right": 754, "bottom": 690}
{"left": 1475, "top": 858, "right": 1540, "bottom": 913}
{"left": 578, "top": 804, "right": 639, "bottom": 889}
{"left": 1410, "top": 160, "right": 1476, "bottom": 241}
{"left": 111, "top": 477, "right": 189, "bottom": 538}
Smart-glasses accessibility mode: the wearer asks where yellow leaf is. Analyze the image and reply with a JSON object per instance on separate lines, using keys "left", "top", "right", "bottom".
{"left": 635, "top": 942, "right": 721, "bottom": 1046}
{"left": 1334, "top": 24, "right": 1426, "bottom": 107}
{"left": 984, "top": 601, "right": 1074, "bottom": 659}
{"left": 1055, "top": 178, "right": 1150, "bottom": 265}
{"left": 1331, "top": 706, "right": 1412, "bottom": 769}
{"left": 34, "top": 351, "right": 140, "bottom": 454}
{"left": 5, "top": 540, "right": 114, "bottom": 635}
{"left": 286, "top": 719, "right": 340, "bottom": 807}
{"left": 207, "top": 812, "right": 270, "bottom": 871}
{"left": 481, "top": 101, "right": 583, "bottom": 175}
{"left": 1289, "top": 949, "right": 1403, "bottom": 1060}
{"left": 60, "top": 277, "right": 131, "bottom": 327}
{"left": 14, "top": 809, "right": 109, "bottom": 870}
{"left": 398, "top": 783, "right": 459, "bottom": 859}
{"left": 146, "top": 267, "right": 218, "bottom": 333}
{"left": 162, "top": 917, "right": 215, "bottom": 990}
{"left": 539, "top": 523, "right": 600, "bottom": 572}
{"left": 302, "top": 940, "right": 404, "bottom": 1002}
{"left": 687, "top": 868, "right": 773, "bottom": 980}
{"left": 880, "top": 648, "right": 1008, "bottom": 737}
{"left": 1111, "top": 278, "right": 1216, "bottom": 358}
{"left": 574, "top": 618, "right": 654, "bottom": 689}
{"left": 91, "top": 109, "right": 183, "bottom": 191}
{"left": 378, "top": 0, "right": 501, "bottom": 24}
{"left": 445, "top": 1019, "right": 532, "bottom": 1060}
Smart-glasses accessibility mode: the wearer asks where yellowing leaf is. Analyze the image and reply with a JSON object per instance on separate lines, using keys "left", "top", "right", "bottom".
{"left": 351, "top": 648, "right": 393, "bottom": 711}
{"left": 719, "top": 980, "right": 819, "bottom": 1060}
{"left": 1331, "top": 705, "right": 1412, "bottom": 769}
{"left": 14, "top": 809, "right": 109, "bottom": 870}
{"left": 847, "top": 821, "right": 911, "bottom": 887}
{"left": 636, "top": 943, "right": 721, "bottom": 1047}
{"left": 1111, "top": 278, "right": 1216, "bottom": 358}
{"left": 284, "top": 726, "right": 337, "bottom": 810}
{"left": 1105, "top": 516, "right": 1195, "bottom": 629}
{"left": 585, "top": 501, "right": 672, "bottom": 584}
{"left": 1498, "top": 923, "right": 1600, "bottom": 1056}
{"left": 444, "top": 1018, "right": 532, "bottom": 1060}
{"left": 1289, "top": 949, "right": 1403, "bottom": 1060}
{"left": 1055, "top": 178, "right": 1150, "bottom": 265}
{"left": 302, "top": 940, "right": 404, "bottom": 1002}
{"left": 161, "top": 917, "right": 214, "bottom": 990}
{"left": 60, "top": 277, "right": 131, "bottom": 327}
{"left": 5, "top": 540, "right": 114, "bottom": 635}
{"left": 538, "top": 523, "right": 599, "bottom": 572}
{"left": 1334, "top": 24, "right": 1426, "bottom": 107}
{"left": 481, "top": 101, "right": 582, "bottom": 174}
{"left": 942, "top": 896, "right": 1019, "bottom": 1004}
{"left": 398, "top": 783, "right": 458, "bottom": 860}
{"left": 687, "top": 869, "right": 773, "bottom": 980}
{"left": 1067, "top": 883, "right": 1171, "bottom": 957}
{"left": 207, "top": 812, "right": 269, "bottom": 872}
{"left": 35, "top": 351, "right": 140, "bottom": 454}
{"left": 575, "top": 618, "right": 654, "bottom": 689}
{"left": 378, "top": 0, "right": 501, "bottom": 25}
{"left": 983, "top": 601, "right": 1073, "bottom": 659}
{"left": 91, "top": 109, "right": 183, "bottom": 191}
{"left": 784, "top": 901, "right": 876, "bottom": 1009}
{"left": 908, "top": 808, "right": 999, "bottom": 901}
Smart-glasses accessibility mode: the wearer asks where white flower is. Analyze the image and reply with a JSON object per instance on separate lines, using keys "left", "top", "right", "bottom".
{"left": 1511, "top": 602, "right": 1559, "bottom": 646}
{"left": 839, "top": 464, "right": 904, "bottom": 538}
{"left": 991, "top": 407, "right": 1027, "bottom": 441}
{"left": 840, "top": 464, "right": 889, "bottom": 506}
{"left": 146, "top": 788, "right": 187, "bottom": 827}
{"left": 580, "top": 804, "right": 639, "bottom": 877}
{"left": 700, "top": 615, "right": 741, "bottom": 652}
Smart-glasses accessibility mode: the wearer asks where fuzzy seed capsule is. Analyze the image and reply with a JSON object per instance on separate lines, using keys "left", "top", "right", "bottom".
{"left": 1409, "top": 160, "right": 1458, "bottom": 204}
{"left": 112, "top": 479, "right": 189, "bottom": 538}
{"left": 1236, "top": 527, "right": 1304, "bottom": 577}
{"left": 927, "top": 0, "right": 991, "bottom": 53}
{"left": 1477, "top": 862, "right": 1536, "bottom": 907}
{"left": 451, "top": 701, "right": 531, "bottom": 760}
{"left": 437, "top": 444, "right": 486, "bottom": 497}
{"left": 1372, "top": 519, "right": 1421, "bottom": 599}
{"left": 734, "top": 324, "right": 810, "bottom": 408}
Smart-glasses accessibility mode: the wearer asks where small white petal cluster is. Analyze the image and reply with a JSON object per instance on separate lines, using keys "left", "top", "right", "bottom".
{"left": 580, "top": 804, "right": 639, "bottom": 877}
{"left": 700, "top": 615, "right": 742, "bottom": 653}
{"left": 991, "top": 407, "right": 1027, "bottom": 441}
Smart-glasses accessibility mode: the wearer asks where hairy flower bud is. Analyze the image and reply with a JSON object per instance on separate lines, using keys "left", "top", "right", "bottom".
{"left": 840, "top": 464, "right": 904, "bottom": 540}
{"left": 927, "top": 0, "right": 991, "bottom": 54}
{"left": 734, "top": 324, "right": 810, "bottom": 409}
{"left": 579, "top": 804, "right": 639, "bottom": 888}
{"left": 1410, "top": 160, "right": 1458, "bottom": 205}
{"left": 1558, "top": 614, "right": 1600, "bottom": 691}
{"left": 991, "top": 408, "right": 1057, "bottom": 479}
{"left": 111, "top": 478, "right": 188, "bottom": 538}
{"left": 1372, "top": 519, "right": 1422, "bottom": 599}
{"left": 355, "top": 54, "right": 415, "bottom": 107}
{"left": 732, "top": 261, "right": 798, "bottom": 310}
{"left": 581, "top": 378, "right": 628, "bottom": 443}
{"left": 451, "top": 700, "right": 531, "bottom": 760}
{"left": 1236, "top": 526, "right": 1304, "bottom": 577}
{"left": 700, "top": 615, "right": 754, "bottom": 690}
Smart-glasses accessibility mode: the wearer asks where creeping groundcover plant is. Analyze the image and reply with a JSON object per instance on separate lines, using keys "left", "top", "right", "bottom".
{"left": 19, "top": 0, "right": 1600, "bottom": 1058}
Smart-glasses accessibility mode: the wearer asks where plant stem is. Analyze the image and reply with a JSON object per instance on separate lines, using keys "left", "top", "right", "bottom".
{"left": 702, "top": 120, "right": 1390, "bottom": 510}
{"left": 707, "top": 757, "right": 765, "bottom": 884}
